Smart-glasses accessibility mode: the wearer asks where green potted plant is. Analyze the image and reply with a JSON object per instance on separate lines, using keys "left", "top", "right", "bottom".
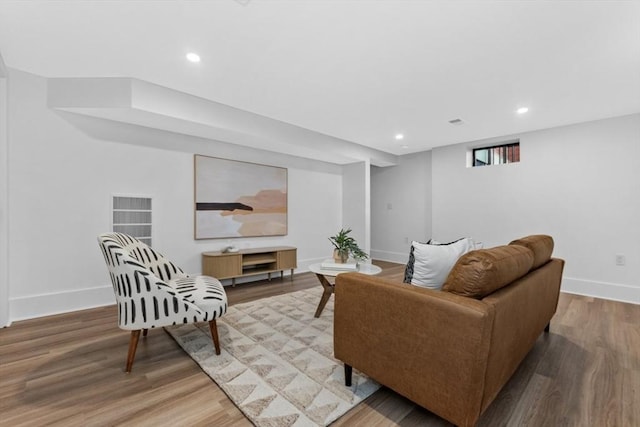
{"left": 329, "top": 228, "right": 369, "bottom": 263}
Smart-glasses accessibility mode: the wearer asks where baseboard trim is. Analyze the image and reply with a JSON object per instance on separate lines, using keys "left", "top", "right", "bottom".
{"left": 12, "top": 271, "right": 634, "bottom": 322}
{"left": 369, "top": 255, "right": 639, "bottom": 305}
{"left": 12, "top": 258, "right": 333, "bottom": 321}
{"left": 370, "top": 249, "right": 408, "bottom": 264}
{"left": 10, "top": 284, "right": 114, "bottom": 322}
{"left": 561, "top": 277, "right": 639, "bottom": 305}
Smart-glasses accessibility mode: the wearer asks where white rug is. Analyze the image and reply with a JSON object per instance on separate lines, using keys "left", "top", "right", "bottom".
{"left": 165, "top": 287, "right": 380, "bottom": 427}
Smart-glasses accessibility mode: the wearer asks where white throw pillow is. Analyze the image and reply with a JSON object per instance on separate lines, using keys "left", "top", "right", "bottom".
{"left": 405, "top": 237, "right": 473, "bottom": 290}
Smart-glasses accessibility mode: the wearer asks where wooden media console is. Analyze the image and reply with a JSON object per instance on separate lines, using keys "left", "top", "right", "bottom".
{"left": 202, "top": 246, "right": 297, "bottom": 286}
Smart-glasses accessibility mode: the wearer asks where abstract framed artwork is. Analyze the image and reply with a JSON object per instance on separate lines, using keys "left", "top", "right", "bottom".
{"left": 194, "top": 155, "right": 288, "bottom": 239}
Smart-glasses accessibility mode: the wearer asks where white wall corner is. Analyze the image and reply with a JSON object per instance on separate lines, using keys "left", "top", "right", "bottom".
{"left": 364, "top": 160, "right": 371, "bottom": 255}
{"left": 0, "top": 52, "right": 7, "bottom": 78}
{"left": 0, "top": 66, "right": 9, "bottom": 327}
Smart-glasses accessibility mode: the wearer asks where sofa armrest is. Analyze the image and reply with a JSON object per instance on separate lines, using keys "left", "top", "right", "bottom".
{"left": 479, "top": 257, "right": 565, "bottom": 411}
{"left": 334, "top": 272, "right": 494, "bottom": 427}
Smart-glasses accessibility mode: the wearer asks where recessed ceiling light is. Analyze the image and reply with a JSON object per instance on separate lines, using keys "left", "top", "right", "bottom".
{"left": 186, "top": 52, "right": 201, "bottom": 63}
{"left": 517, "top": 107, "right": 529, "bottom": 114}
{"left": 395, "top": 133, "right": 404, "bottom": 140}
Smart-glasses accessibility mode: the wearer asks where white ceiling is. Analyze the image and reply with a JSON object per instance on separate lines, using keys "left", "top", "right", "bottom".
{"left": 1, "top": 0, "right": 639, "bottom": 157}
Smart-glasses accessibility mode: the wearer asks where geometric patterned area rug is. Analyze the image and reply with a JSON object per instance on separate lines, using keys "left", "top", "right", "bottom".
{"left": 165, "top": 287, "right": 380, "bottom": 427}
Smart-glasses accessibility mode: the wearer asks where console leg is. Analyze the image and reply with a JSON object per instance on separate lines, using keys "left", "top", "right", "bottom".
{"left": 344, "top": 364, "right": 352, "bottom": 387}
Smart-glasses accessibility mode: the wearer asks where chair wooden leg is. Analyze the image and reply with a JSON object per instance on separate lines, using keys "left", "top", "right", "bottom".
{"left": 126, "top": 330, "right": 141, "bottom": 373}
{"left": 209, "top": 319, "right": 221, "bottom": 355}
{"left": 142, "top": 328, "right": 148, "bottom": 337}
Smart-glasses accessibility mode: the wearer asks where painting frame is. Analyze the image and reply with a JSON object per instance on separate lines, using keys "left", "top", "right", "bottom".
{"left": 194, "top": 155, "right": 288, "bottom": 239}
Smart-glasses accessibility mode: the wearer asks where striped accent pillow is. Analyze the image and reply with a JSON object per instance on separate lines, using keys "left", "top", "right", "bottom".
{"left": 404, "top": 238, "right": 474, "bottom": 290}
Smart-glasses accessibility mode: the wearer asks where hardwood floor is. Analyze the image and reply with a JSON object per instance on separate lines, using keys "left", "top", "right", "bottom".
{"left": 1, "top": 261, "right": 638, "bottom": 426}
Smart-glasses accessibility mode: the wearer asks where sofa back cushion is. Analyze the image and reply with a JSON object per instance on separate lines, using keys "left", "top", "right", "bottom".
{"left": 442, "top": 245, "right": 534, "bottom": 298}
{"left": 509, "top": 235, "right": 554, "bottom": 270}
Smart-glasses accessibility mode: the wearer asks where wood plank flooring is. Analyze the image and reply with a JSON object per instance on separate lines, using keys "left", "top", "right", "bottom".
{"left": 1, "top": 261, "right": 638, "bottom": 426}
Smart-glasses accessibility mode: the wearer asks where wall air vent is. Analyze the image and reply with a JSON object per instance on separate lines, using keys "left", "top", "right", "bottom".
{"left": 112, "top": 195, "right": 153, "bottom": 246}
{"left": 448, "top": 118, "right": 464, "bottom": 125}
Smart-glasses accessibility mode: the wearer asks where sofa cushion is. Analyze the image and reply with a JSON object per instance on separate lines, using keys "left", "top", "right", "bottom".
{"left": 404, "top": 238, "right": 473, "bottom": 290}
{"left": 509, "top": 235, "right": 554, "bottom": 269}
{"left": 442, "top": 245, "right": 534, "bottom": 298}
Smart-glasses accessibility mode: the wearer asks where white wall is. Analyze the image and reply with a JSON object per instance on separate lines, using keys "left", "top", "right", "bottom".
{"left": 370, "top": 151, "right": 432, "bottom": 263}
{"left": 432, "top": 114, "right": 640, "bottom": 304}
{"left": 6, "top": 69, "right": 344, "bottom": 322}
{"left": 342, "top": 161, "right": 370, "bottom": 257}
{"left": 6, "top": 68, "right": 637, "bottom": 324}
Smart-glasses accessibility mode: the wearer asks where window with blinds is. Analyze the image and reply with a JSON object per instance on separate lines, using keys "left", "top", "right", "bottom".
{"left": 112, "top": 196, "right": 152, "bottom": 246}
{"left": 473, "top": 142, "right": 520, "bottom": 167}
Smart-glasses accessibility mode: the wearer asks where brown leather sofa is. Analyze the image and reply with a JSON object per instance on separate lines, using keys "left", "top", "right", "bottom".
{"left": 334, "top": 235, "right": 564, "bottom": 427}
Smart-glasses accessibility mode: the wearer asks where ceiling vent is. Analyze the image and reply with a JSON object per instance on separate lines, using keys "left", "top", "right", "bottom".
{"left": 448, "top": 118, "right": 464, "bottom": 125}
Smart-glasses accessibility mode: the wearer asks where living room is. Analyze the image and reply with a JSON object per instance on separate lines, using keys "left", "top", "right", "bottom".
{"left": 0, "top": 1, "right": 638, "bottom": 426}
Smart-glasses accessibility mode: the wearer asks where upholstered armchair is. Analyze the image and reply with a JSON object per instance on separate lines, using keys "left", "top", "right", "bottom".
{"left": 97, "top": 233, "right": 227, "bottom": 372}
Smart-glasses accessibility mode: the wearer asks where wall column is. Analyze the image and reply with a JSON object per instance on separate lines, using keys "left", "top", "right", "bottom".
{"left": 341, "top": 160, "right": 371, "bottom": 258}
{"left": 0, "top": 55, "right": 10, "bottom": 327}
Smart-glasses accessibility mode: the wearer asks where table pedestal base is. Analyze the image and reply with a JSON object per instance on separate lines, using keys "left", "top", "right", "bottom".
{"left": 309, "top": 262, "right": 381, "bottom": 318}
{"left": 313, "top": 273, "right": 334, "bottom": 318}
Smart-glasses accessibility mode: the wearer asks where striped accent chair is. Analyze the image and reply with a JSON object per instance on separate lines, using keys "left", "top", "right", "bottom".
{"left": 97, "top": 232, "right": 227, "bottom": 372}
